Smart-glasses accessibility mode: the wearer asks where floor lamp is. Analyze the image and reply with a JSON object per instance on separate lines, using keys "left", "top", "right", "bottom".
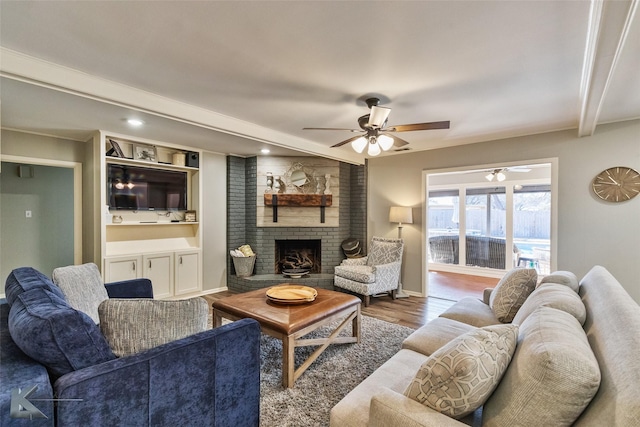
{"left": 389, "top": 206, "right": 413, "bottom": 299}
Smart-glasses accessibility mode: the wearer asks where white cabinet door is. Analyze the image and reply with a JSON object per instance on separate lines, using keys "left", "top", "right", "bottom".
{"left": 104, "top": 255, "right": 141, "bottom": 282}
{"left": 175, "top": 250, "right": 201, "bottom": 295}
{"left": 143, "top": 253, "right": 174, "bottom": 299}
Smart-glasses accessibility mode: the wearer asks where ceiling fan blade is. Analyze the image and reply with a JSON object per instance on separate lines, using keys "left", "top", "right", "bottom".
{"left": 331, "top": 134, "right": 365, "bottom": 148}
{"left": 303, "top": 127, "right": 361, "bottom": 132}
{"left": 368, "top": 106, "right": 391, "bottom": 128}
{"left": 386, "top": 121, "right": 450, "bottom": 132}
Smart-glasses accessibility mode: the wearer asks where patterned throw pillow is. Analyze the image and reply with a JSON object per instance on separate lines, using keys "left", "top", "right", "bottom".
{"left": 98, "top": 297, "right": 209, "bottom": 357}
{"left": 489, "top": 268, "right": 537, "bottom": 322}
{"left": 404, "top": 324, "right": 518, "bottom": 419}
{"left": 366, "top": 237, "right": 403, "bottom": 266}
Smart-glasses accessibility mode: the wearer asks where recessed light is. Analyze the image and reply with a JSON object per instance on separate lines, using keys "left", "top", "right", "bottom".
{"left": 126, "top": 119, "right": 144, "bottom": 127}
{"left": 261, "top": 148, "right": 271, "bottom": 154}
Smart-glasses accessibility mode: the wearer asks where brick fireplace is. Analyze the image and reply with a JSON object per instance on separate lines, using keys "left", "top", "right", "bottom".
{"left": 275, "top": 239, "right": 321, "bottom": 273}
{"left": 226, "top": 156, "right": 367, "bottom": 292}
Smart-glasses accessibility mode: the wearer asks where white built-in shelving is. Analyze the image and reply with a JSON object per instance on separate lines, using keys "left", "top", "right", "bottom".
{"left": 96, "top": 131, "right": 203, "bottom": 298}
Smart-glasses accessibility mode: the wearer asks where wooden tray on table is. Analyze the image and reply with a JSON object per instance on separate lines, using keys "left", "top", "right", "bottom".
{"left": 266, "top": 285, "right": 317, "bottom": 305}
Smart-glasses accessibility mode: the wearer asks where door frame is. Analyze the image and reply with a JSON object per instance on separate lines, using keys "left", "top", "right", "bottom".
{"left": 1, "top": 155, "right": 82, "bottom": 264}
{"left": 422, "top": 157, "right": 558, "bottom": 296}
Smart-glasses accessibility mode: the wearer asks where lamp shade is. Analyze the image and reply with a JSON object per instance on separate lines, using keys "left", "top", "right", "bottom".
{"left": 389, "top": 206, "right": 413, "bottom": 224}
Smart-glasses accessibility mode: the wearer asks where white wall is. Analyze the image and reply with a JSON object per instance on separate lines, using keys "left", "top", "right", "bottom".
{"left": 367, "top": 120, "right": 640, "bottom": 303}
{"left": 201, "top": 151, "right": 228, "bottom": 291}
{"left": 1, "top": 130, "right": 86, "bottom": 163}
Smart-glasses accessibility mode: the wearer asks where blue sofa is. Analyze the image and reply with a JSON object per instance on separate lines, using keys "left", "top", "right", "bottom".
{"left": 1, "top": 267, "right": 260, "bottom": 427}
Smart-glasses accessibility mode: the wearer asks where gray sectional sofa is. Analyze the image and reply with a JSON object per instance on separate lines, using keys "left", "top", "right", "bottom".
{"left": 330, "top": 266, "right": 640, "bottom": 426}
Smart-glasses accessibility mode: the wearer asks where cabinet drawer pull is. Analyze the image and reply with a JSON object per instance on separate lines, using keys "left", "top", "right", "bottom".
{"left": 148, "top": 260, "right": 152, "bottom": 269}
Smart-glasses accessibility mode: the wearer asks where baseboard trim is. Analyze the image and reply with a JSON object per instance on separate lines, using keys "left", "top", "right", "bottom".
{"left": 168, "top": 287, "right": 228, "bottom": 300}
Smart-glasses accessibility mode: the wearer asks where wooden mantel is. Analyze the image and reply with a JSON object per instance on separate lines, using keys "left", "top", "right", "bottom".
{"left": 264, "top": 193, "right": 332, "bottom": 223}
{"left": 264, "top": 193, "right": 332, "bottom": 207}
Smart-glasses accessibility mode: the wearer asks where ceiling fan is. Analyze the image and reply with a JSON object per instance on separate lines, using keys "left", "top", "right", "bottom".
{"left": 484, "top": 167, "right": 532, "bottom": 182}
{"left": 303, "top": 97, "right": 450, "bottom": 156}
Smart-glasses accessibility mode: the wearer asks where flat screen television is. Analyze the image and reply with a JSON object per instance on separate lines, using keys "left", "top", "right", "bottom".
{"left": 107, "top": 164, "right": 187, "bottom": 211}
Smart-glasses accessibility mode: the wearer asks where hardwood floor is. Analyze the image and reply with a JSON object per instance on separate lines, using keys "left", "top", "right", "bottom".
{"left": 203, "top": 272, "right": 496, "bottom": 330}
{"left": 428, "top": 271, "right": 498, "bottom": 301}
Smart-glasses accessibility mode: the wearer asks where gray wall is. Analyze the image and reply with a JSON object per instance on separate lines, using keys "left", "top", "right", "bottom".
{"left": 350, "top": 162, "right": 368, "bottom": 252}
{"left": 1, "top": 161, "right": 74, "bottom": 279}
{"left": 367, "top": 120, "right": 640, "bottom": 302}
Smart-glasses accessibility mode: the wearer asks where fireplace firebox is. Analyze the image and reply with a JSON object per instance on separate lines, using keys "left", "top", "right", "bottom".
{"left": 275, "top": 239, "right": 321, "bottom": 274}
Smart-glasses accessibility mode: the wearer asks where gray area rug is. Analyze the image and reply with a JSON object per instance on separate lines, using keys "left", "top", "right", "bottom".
{"left": 257, "top": 315, "right": 415, "bottom": 427}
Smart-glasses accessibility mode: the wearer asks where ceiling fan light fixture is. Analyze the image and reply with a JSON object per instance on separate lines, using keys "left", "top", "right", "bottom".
{"left": 377, "top": 134, "right": 394, "bottom": 151}
{"left": 485, "top": 169, "right": 507, "bottom": 181}
{"left": 351, "top": 136, "right": 368, "bottom": 153}
{"left": 368, "top": 106, "right": 391, "bottom": 128}
{"left": 368, "top": 141, "right": 381, "bottom": 156}
{"left": 316, "top": 95, "right": 450, "bottom": 152}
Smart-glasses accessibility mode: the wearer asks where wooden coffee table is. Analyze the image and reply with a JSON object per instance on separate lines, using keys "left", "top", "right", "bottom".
{"left": 213, "top": 286, "right": 361, "bottom": 388}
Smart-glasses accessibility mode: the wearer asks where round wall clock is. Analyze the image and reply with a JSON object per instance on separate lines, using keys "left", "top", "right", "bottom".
{"left": 592, "top": 166, "right": 640, "bottom": 202}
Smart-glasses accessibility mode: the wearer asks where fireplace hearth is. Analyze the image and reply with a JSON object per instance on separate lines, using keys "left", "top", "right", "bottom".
{"left": 275, "top": 239, "right": 321, "bottom": 274}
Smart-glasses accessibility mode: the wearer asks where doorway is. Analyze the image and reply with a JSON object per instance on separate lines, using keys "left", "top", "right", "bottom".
{"left": 424, "top": 160, "right": 557, "bottom": 300}
{"left": 1, "top": 157, "right": 82, "bottom": 283}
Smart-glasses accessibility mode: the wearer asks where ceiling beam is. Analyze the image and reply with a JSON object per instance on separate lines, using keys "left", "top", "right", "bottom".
{"left": 578, "top": 0, "right": 638, "bottom": 137}
{"left": 0, "top": 47, "right": 364, "bottom": 165}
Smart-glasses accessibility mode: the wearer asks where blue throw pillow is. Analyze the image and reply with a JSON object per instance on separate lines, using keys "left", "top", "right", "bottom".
{"left": 5, "top": 267, "right": 65, "bottom": 306}
{"left": 8, "top": 288, "right": 116, "bottom": 379}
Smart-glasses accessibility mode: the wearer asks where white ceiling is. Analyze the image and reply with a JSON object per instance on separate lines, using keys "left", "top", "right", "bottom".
{"left": 1, "top": 1, "right": 638, "bottom": 165}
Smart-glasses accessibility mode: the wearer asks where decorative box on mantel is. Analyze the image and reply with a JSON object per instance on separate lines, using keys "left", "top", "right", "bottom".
{"left": 264, "top": 194, "right": 332, "bottom": 223}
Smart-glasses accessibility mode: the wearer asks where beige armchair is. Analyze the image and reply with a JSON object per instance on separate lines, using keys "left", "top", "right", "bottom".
{"left": 334, "top": 236, "right": 404, "bottom": 306}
